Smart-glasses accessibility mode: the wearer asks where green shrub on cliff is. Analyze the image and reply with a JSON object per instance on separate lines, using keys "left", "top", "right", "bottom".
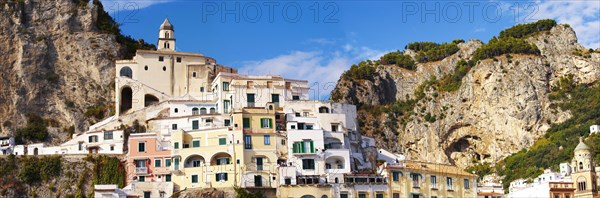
{"left": 409, "top": 42, "right": 460, "bottom": 63}
{"left": 381, "top": 51, "right": 416, "bottom": 70}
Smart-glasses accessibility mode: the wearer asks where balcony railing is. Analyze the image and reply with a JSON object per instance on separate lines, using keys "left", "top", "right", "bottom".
{"left": 247, "top": 102, "right": 255, "bottom": 107}
{"left": 345, "top": 174, "right": 387, "bottom": 184}
{"left": 135, "top": 167, "right": 148, "bottom": 174}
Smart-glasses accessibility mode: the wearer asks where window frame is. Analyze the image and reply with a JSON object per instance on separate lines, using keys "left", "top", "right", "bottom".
{"left": 103, "top": 132, "right": 113, "bottom": 140}
{"left": 264, "top": 135, "right": 271, "bottom": 145}
{"left": 154, "top": 158, "right": 162, "bottom": 167}
{"left": 138, "top": 142, "right": 146, "bottom": 152}
{"left": 192, "top": 139, "right": 200, "bottom": 148}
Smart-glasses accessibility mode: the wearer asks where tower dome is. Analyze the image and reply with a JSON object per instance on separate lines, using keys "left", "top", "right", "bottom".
{"left": 574, "top": 137, "right": 591, "bottom": 152}
{"left": 160, "top": 18, "right": 174, "bottom": 31}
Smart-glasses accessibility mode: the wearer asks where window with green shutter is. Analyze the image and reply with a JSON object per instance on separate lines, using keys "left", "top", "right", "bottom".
{"left": 192, "top": 140, "right": 200, "bottom": 148}
{"left": 174, "top": 142, "right": 179, "bottom": 149}
{"left": 154, "top": 159, "right": 161, "bottom": 167}
{"left": 292, "top": 142, "right": 297, "bottom": 153}
{"left": 219, "top": 137, "right": 226, "bottom": 145}
{"left": 243, "top": 118, "right": 250, "bottom": 128}
{"left": 165, "top": 174, "right": 172, "bottom": 182}
{"left": 260, "top": 118, "right": 272, "bottom": 128}
{"left": 192, "top": 120, "right": 199, "bottom": 130}
{"left": 165, "top": 159, "right": 172, "bottom": 167}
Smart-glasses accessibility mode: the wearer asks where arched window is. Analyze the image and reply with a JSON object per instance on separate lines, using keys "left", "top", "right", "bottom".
{"left": 120, "top": 87, "right": 133, "bottom": 113}
{"left": 119, "top": 67, "right": 132, "bottom": 78}
{"left": 192, "top": 108, "right": 199, "bottom": 115}
{"left": 209, "top": 108, "right": 216, "bottom": 114}
{"left": 319, "top": 107, "right": 330, "bottom": 113}
{"left": 200, "top": 108, "right": 207, "bottom": 114}
{"left": 580, "top": 162, "right": 584, "bottom": 170}
{"left": 165, "top": 32, "right": 170, "bottom": 38}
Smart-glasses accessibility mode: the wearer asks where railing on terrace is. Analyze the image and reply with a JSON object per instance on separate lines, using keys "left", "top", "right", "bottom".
{"left": 135, "top": 167, "right": 148, "bottom": 174}
{"left": 344, "top": 174, "right": 387, "bottom": 184}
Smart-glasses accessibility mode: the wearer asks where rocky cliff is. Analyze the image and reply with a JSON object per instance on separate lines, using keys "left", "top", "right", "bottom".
{"left": 331, "top": 24, "right": 600, "bottom": 168}
{"left": 0, "top": 0, "right": 135, "bottom": 144}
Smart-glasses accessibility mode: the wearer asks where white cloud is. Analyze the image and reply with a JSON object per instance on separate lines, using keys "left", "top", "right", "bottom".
{"left": 100, "top": 0, "right": 174, "bottom": 10}
{"left": 529, "top": 0, "right": 600, "bottom": 49}
{"left": 474, "top": 28, "right": 486, "bottom": 33}
{"left": 238, "top": 45, "right": 388, "bottom": 100}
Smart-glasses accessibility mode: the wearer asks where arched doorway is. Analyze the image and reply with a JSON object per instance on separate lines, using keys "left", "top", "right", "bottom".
{"left": 119, "top": 67, "right": 133, "bottom": 78}
{"left": 144, "top": 94, "right": 159, "bottom": 107}
{"left": 120, "top": 87, "right": 133, "bottom": 113}
{"left": 33, "top": 148, "right": 38, "bottom": 155}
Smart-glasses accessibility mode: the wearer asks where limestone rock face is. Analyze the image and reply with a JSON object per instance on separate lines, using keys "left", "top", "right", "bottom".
{"left": 0, "top": 0, "right": 120, "bottom": 144}
{"left": 331, "top": 25, "right": 600, "bottom": 168}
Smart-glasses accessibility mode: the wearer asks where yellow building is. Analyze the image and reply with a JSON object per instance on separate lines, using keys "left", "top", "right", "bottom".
{"left": 232, "top": 107, "right": 287, "bottom": 189}
{"left": 385, "top": 161, "right": 477, "bottom": 198}
{"left": 170, "top": 127, "right": 244, "bottom": 190}
{"left": 277, "top": 185, "right": 332, "bottom": 198}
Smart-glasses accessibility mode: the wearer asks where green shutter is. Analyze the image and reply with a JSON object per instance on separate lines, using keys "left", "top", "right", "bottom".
{"left": 310, "top": 141, "right": 314, "bottom": 153}
{"left": 215, "top": 174, "right": 219, "bottom": 181}
{"left": 224, "top": 173, "right": 228, "bottom": 181}
{"left": 300, "top": 142, "right": 305, "bottom": 153}
{"left": 226, "top": 158, "right": 230, "bottom": 164}
{"left": 243, "top": 118, "right": 250, "bottom": 128}
{"left": 269, "top": 119, "right": 273, "bottom": 128}
{"left": 292, "top": 142, "right": 297, "bottom": 153}
{"left": 260, "top": 118, "right": 264, "bottom": 128}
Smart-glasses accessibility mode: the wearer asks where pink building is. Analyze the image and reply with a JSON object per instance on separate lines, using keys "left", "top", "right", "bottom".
{"left": 126, "top": 133, "right": 172, "bottom": 183}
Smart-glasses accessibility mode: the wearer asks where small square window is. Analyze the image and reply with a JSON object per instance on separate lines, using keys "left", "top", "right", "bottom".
{"left": 155, "top": 159, "right": 162, "bottom": 167}
{"left": 192, "top": 140, "right": 200, "bottom": 148}
{"left": 159, "top": 56, "right": 164, "bottom": 62}
{"left": 138, "top": 142, "right": 145, "bottom": 152}
{"left": 219, "top": 137, "right": 227, "bottom": 145}
{"left": 165, "top": 174, "right": 172, "bottom": 182}
{"left": 174, "top": 142, "right": 179, "bottom": 149}
{"left": 176, "top": 57, "right": 182, "bottom": 62}
{"left": 191, "top": 175, "right": 198, "bottom": 183}
{"left": 172, "top": 124, "right": 177, "bottom": 130}
{"left": 139, "top": 176, "right": 145, "bottom": 182}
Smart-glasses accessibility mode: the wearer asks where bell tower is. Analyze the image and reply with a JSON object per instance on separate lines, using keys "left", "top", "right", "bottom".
{"left": 158, "top": 18, "right": 175, "bottom": 51}
{"left": 571, "top": 137, "right": 598, "bottom": 198}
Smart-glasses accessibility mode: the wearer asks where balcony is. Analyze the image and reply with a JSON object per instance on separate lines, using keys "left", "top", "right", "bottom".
{"left": 345, "top": 174, "right": 387, "bottom": 184}
{"left": 247, "top": 102, "right": 255, "bottom": 108}
{"left": 135, "top": 167, "right": 148, "bottom": 175}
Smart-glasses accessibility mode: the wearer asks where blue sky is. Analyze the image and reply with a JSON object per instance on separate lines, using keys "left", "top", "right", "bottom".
{"left": 101, "top": 0, "right": 600, "bottom": 99}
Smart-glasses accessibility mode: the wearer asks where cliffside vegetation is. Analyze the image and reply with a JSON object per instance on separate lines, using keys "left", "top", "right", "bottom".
{"left": 341, "top": 60, "right": 377, "bottom": 81}
{"left": 15, "top": 114, "right": 49, "bottom": 144}
{"left": 406, "top": 40, "right": 463, "bottom": 63}
{"left": 0, "top": 155, "right": 125, "bottom": 197}
{"left": 381, "top": 51, "right": 416, "bottom": 69}
{"left": 91, "top": 0, "right": 156, "bottom": 59}
{"left": 482, "top": 76, "right": 600, "bottom": 189}
{"left": 471, "top": 20, "right": 556, "bottom": 62}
